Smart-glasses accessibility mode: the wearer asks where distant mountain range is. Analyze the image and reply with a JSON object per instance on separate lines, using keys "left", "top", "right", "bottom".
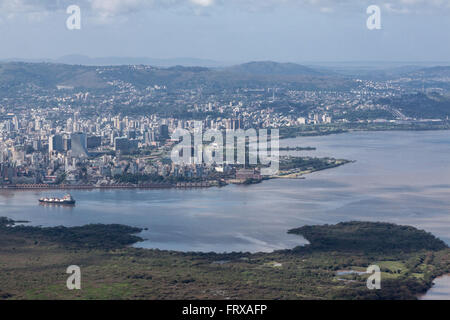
{"left": 0, "top": 59, "right": 449, "bottom": 94}
{"left": 0, "top": 61, "right": 353, "bottom": 92}
{"left": 1, "top": 56, "right": 321, "bottom": 75}
{"left": 1, "top": 55, "right": 226, "bottom": 68}
{"left": 2, "top": 55, "right": 449, "bottom": 77}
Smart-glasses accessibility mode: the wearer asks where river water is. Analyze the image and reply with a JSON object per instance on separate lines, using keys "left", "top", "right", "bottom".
{"left": 1, "top": 130, "right": 450, "bottom": 254}
{"left": 420, "top": 276, "right": 450, "bottom": 300}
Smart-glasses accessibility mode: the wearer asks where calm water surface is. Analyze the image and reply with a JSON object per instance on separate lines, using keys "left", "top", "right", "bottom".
{"left": 420, "top": 275, "right": 450, "bottom": 300}
{"left": 1, "top": 130, "right": 450, "bottom": 253}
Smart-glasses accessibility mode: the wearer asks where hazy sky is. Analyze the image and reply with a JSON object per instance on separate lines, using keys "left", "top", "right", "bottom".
{"left": 0, "top": 0, "right": 449, "bottom": 63}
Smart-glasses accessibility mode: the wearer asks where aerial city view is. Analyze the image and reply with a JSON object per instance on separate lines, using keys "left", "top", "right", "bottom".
{"left": 0, "top": 0, "right": 449, "bottom": 310}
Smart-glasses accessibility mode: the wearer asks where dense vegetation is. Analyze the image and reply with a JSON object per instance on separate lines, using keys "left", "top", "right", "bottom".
{"left": 279, "top": 157, "right": 350, "bottom": 172}
{"left": 377, "top": 93, "right": 450, "bottom": 119}
{"left": 289, "top": 221, "right": 448, "bottom": 253}
{"left": 0, "top": 218, "right": 449, "bottom": 300}
{"left": 333, "top": 109, "right": 395, "bottom": 121}
{"left": 279, "top": 121, "right": 450, "bottom": 139}
{"left": 0, "top": 218, "right": 143, "bottom": 249}
{"left": 0, "top": 61, "right": 353, "bottom": 94}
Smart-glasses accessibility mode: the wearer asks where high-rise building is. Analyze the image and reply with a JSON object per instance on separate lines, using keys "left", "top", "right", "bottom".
{"left": 114, "top": 137, "right": 129, "bottom": 152}
{"left": 159, "top": 125, "right": 169, "bottom": 141}
{"left": 144, "top": 130, "right": 153, "bottom": 146}
{"left": 70, "top": 133, "right": 88, "bottom": 157}
{"left": 49, "top": 135, "right": 63, "bottom": 153}
{"left": 126, "top": 130, "right": 136, "bottom": 139}
{"left": 63, "top": 136, "right": 72, "bottom": 151}
{"left": 114, "top": 137, "right": 138, "bottom": 153}
{"left": 87, "top": 136, "right": 102, "bottom": 149}
{"left": 33, "top": 139, "right": 41, "bottom": 152}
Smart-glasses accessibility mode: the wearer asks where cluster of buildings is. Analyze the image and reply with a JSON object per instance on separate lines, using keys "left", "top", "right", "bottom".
{"left": 0, "top": 73, "right": 417, "bottom": 186}
{"left": 0, "top": 110, "right": 265, "bottom": 186}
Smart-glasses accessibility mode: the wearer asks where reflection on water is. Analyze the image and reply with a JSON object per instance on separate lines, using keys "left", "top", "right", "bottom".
{"left": 39, "top": 203, "right": 76, "bottom": 209}
{"left": 0, "top": 131, "right": 450, "bottom": 254}
{"left": 336, "top": 270, "right": 366, "bottom": 276}
{"left": 420, "top": 275, "right": 450, "bottom": 300}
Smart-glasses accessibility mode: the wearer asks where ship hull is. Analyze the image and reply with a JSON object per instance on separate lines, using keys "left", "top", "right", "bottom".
{"left": 39, "top": 200, "right": 76, "bottom": 205}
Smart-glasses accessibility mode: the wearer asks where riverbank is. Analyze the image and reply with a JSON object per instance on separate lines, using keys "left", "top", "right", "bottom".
{"left": 1, "top": 218, "right": 448, "bottom": 300}
{"left": 419, "top": 275, "right": 450, "bottom": 300}
{"left": 274, "top": 159, "right": 353, "bottom": 179}
{"left": 0, "top": 182, "right": 215, "bottom": 190}
{"left": 1, "top": 157, "right": 353, "bottom": 190}
{"left": 279, "top": 121, "right": 450, "bottom": 139}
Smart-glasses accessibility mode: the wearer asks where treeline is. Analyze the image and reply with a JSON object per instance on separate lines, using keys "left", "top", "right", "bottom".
{"left": 279, "top": 121, "right": 450, "bottom": 139}
{"left": 377, "top": 92, "right": 450, "bottom": 119}
{"left": 333, "top": 278, "right": 431, "bottom": 300}
{"left": 289, "top": 221, "right": 448, "bottom": 253}
{"left": 0, "top": 217, "right": 143, "bottom": 249}
{"left": 279, "top": 157, "right": 348, "bottom": 171}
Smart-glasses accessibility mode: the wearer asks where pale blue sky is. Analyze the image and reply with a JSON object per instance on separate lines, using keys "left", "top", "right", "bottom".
{"left": 0, "top": 0, "right": 449, "bottom": 63}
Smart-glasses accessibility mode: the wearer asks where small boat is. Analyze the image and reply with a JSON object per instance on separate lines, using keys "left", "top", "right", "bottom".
{"left": 39, "top": 194, "right": 76, "bottom": 205}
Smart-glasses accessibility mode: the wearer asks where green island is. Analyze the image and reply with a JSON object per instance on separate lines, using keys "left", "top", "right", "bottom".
{"left": 274, "top": 157, "right": 352, "bottom": 179}
{"left": 1, "top": 218, "right": 448, "bottom": 300}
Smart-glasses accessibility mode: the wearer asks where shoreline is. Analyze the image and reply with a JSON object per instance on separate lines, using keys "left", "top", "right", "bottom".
{"left": 5, "top": 129, "right": 444, "bottom": 191}
{"left": 419, "top": 274, "right": 450, "bottom": 300}
{"left": 1, "top": 218, "right": 448, "bottom": 300}
{"left": 0, "top": 160, "right": 353, "bottom": 191}
{"left": 279, "top": 122, "right": 450, "bottom": 140}
{"left": 0, "top": 182, "right": 216, "bottom": 191}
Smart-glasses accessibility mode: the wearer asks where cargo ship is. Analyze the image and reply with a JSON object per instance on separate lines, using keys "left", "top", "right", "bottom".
{"left": 39, "top": 194, "right": 76, "bottom": 205}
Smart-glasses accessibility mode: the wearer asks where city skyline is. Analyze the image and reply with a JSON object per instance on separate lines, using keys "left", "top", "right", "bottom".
{"left": 1, "top": 0, "right": 450, "bottom": 303}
